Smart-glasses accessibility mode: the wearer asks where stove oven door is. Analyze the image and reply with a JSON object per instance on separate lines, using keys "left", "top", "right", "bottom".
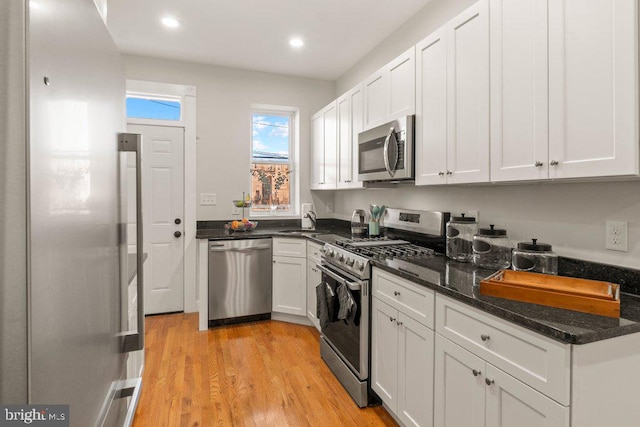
{"left": 318, "top": 263, "right": 369, "bottom": 380}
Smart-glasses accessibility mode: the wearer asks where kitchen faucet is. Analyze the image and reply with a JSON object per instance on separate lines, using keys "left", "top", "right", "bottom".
{"left": 304, "top": 210, "right": 317, "bottom": 230}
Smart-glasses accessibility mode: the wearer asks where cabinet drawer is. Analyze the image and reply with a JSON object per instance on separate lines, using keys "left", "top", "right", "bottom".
{"left": 372, "top": 267, "right": 435, "bottom": 329}
{"left": 273, "top": 238, "right": 307, "bottom": 258}
{"left": 307, "top": 241, "right": 322, "bottom": 263}
{"left": 436, "top": 294, "right": 570, "bottom": 405}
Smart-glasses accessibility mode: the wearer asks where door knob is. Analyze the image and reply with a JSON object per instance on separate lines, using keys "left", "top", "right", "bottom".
{"left": 472, "top": 369, "right": 481, "bottom": 377}
{"left": 485, "top": 378, "right": 495, "bottom": 386}
{"left": 534, "top": 161, "right": 543, "bottom": 167}
{"left": 175, "top": 218, "right": 181, "bottom": 225}
{"left": 174, "top": 231, "right": 182, "bottom": 238}
{"left": 550, "top": 160, "right": 559, "bottom": 166}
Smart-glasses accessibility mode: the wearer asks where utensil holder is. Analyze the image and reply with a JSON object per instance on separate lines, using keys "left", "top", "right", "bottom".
{"left": 369, "top": 221, "right": 380, "bottom": 237}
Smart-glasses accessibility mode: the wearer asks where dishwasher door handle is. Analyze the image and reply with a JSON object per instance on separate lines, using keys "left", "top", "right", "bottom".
{"left": 210, "top": 245, "right": 272, "bottom": 252}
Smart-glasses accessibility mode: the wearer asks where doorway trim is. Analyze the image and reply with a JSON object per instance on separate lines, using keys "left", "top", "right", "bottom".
{"left": 126, "top": 79, "right": 198, "bottom": 313}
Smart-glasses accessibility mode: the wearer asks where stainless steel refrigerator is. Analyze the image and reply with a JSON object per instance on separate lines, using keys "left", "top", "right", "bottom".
{"left": 0, "top": 0, "right": 143, "bottom": 425}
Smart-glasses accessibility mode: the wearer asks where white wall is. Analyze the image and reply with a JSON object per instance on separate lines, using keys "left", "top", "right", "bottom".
{"left": 331, "top": 0, "right": 640, "bottom": 270}
{"left": 333, "top": 182, "right": 640, "bottom": 269}
{"left": 123, "top": 55, "right": 336, "bottom": 220}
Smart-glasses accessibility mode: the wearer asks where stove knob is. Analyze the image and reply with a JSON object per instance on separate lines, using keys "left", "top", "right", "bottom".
{"left": 320, "top": 247, "right": 327, "bottom": 255}
{"left": 346, "top": 257, "right": 355, "bottom": 267}
{"left": 337, "top": 253, "right": 345, "bottom": 262}
{"left": 355, "top": 261, "right": 365, "bottom": 271}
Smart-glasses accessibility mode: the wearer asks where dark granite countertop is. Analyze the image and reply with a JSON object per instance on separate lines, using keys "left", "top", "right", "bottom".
{"left": 196, "top": 219, "right": 352, "bottom": 244}
{"left": 372, "top": 255, "right": 640, "bottom": 345}
{"left": 196, "top": 220, "right": 640, "bottom": 345}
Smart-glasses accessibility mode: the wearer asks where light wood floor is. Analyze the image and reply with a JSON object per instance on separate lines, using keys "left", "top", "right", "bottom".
{"left": 133, "top": 313, "right": 398, "bottom": 427}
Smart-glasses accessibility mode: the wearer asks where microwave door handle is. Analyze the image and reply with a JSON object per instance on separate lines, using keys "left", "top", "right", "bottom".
{"left": 383, "top": 126, "right": 395, "bottom": 177}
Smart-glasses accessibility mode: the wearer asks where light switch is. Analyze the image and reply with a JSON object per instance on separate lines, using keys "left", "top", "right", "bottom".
{"left": 200, "top": 193, "right": 216, "bottom": 206}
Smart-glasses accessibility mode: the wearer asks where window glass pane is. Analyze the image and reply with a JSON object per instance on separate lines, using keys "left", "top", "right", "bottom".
{"left": 252, "top": 113, "right": 290, "bottom": 161}
{"left": 126, "top": 97, "right": 181, "bottom": 121}
{"left": 250, "top": 163, "right": 291, "bottom": 212}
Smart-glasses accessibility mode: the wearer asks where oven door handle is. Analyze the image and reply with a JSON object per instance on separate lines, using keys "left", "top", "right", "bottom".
{"left": 317, "top": 264, "right": 362, "bottom": 291}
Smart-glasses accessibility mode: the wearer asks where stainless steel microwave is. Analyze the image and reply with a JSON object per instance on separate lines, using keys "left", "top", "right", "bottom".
{"left": 358, "top": 115, "right": 414, "bottom": 182}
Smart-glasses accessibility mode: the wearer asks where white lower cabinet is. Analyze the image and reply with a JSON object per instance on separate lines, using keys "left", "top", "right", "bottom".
{"left": 372, "top": 271, "right": 434, "bottom": 427}
{"left": 272, "top": 255, "right": 306, "bottom": 315}
{"left": 434, "top": 334, "right": 569, "bottom": 427}
{"left": 272, "top": 238, "right": 307, "bottom": 316}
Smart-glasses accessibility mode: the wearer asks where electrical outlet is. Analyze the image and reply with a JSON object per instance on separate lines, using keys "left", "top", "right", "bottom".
{"left": 200, "top": 193, "right": 216, "bottom": 206}
{"left": 606, "top": 221, "right": 628, "bottom": 252}
{"left": 326, "top": 202, "right": 334, "bottom": 213}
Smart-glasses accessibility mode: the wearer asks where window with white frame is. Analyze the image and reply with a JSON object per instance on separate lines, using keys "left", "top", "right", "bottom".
{"left": 126, "top": 94, "right": 182, "bottom": 121}
{"left": 250, "top": 109, "right": 296, "bottom": 215}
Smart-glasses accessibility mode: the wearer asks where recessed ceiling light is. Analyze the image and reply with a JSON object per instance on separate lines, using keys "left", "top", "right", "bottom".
{"left": 161, "top": 17, "right": 181, "bottom": 28}
{"left": 289, "top": 38, "right": 304, "bottom": 48}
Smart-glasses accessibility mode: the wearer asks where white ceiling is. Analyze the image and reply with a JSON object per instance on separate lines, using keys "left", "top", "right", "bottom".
{"left": 106, "top": 0, "right": 432, "bottom": 81}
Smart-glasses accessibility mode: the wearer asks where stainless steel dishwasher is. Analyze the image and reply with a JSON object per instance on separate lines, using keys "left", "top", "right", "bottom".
{"left": 208, "top": 239, "right": 272, "bottom": 326}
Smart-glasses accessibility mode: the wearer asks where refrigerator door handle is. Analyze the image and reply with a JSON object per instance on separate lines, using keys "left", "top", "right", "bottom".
{"left": 119, "top": 133, "right": 145, "bottom": 353}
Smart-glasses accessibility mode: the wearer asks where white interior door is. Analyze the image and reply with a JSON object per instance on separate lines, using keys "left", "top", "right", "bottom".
{"left": 128, "top": 124, "right": 185, "bottom": 314}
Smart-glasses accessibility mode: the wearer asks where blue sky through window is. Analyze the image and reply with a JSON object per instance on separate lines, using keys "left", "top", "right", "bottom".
{"left": 126, "top": 97, "right": 181, "bottom": 121}
{"left": 252, "top": 113, "right": 289, "bottom": 161}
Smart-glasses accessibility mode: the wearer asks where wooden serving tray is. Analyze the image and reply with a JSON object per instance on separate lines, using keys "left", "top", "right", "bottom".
{"left": 480, "top": 270, "right": 620, "bottom": 318}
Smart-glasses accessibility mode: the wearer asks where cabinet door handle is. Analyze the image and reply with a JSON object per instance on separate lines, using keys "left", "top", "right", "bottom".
{"left": 485, "top": 378, "right": 495, "bottom": 386}
{"left": 389, "top": 316, "right": 396, "bottom": 322}
{"left": 481, "top": 334, "right": 490, "bottom": 342}
{"left": 438, "top": 171, "right": 445, "bottom": 176}
{"left": 393, "top": 291, "right": 401, "bottom": 296}
{"left": 446, "top": 170, "right": 453, "bottom": 175}
{"left": 550, "top": 160, "right": 559, "bottom": 166}
{"left": 472, "top": 369, "right": 481, "bottom": 377}
{"left": 396, "top": 321, "right": 403, "bottom": 326}
{"left": 534, "top": 161, "right": 543, "bottom": 167}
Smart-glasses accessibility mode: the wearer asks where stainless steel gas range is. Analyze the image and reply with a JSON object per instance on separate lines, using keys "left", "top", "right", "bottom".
{"left": 317, "top": 208, "right": 449, "bottom": 407}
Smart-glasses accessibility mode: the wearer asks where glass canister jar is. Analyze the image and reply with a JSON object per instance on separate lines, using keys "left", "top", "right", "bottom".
{"left": 512, "top": 239, "right": 558, "bottom": 275}
{"left": 472, "top": 225, "right": 512, "bottom": 269}
{"left": 446, "top": 214, "right": 478, "bottom": 262}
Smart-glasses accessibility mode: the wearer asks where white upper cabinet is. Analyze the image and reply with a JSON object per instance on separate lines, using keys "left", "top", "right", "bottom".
{"left": 446, "top": 0, "right": 490, "bottom": 184}
{"left": 336, "top": 83, "right": 364, "bottom": 189}
{"left": 364, "top": 47, "right": 416, "bottom": 130}
{"left": 310, "top": 101, "right": 337, "bottom": 190}
{"left": 490, "top": 0, "right": 549, "bottom": 182}
{"left": 548, "top": 0, "right": 639, "bottom": 179}
{"left": 387, "top": 47, "right": 416, "bottom": 120}
{"left": 364, "top": 72, "right": 387, "bottom": 130}
{"left": 310, "top": 111, "right": 325, "bottom": 189}
{"left": 415, "top": 0, "right": 490, "bottom": 185}
{"left": 415, "top": 28, "right": 448, "bottom": 185}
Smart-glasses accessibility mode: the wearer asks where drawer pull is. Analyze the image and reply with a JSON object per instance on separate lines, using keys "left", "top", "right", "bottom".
{"left": 472, "top": 369, "right": 481, "bottom": 377}
{"left": 485, "top": 378, "right": 495, "bottom": 386}
{"left": 480, "top": 334, "right": 490, "bottom": 342}
{"left": 394, "top": 291, "right": 401, "bottom": 296}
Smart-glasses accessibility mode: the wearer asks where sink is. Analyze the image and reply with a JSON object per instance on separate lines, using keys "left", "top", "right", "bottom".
{"left": 276, "top": 229, "right": 322, "bottom": 237}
